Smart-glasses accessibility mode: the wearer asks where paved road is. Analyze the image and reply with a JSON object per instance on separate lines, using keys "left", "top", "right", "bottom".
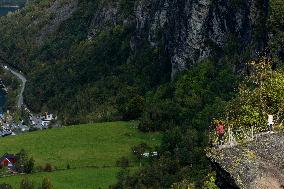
{"left": 3, "top": 65, "right": 27, "bottom": 108}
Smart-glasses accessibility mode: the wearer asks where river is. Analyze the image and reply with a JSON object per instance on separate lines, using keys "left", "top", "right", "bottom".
{"left": 0, "top": 0, "right": 25, "bottom": 17}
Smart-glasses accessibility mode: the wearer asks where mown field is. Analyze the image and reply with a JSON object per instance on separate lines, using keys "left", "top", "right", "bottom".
{"left": 0, "top": 121, "right": 160, "bottom": 188}
{"left": 1, "top": 167, "right": 119, "bottom": 189}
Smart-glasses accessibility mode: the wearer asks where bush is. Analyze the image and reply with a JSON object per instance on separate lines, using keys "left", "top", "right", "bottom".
{"left": 41, "top": 177, "right": 53, "bottom": 189}
{"left": 0, "top": 183, "right": 12, "bottom": 189}
{"left": 20, "top": 178, "right": 34, "bottom": 189}
{"left": 43, "top": 163, "right": 52, "bottom": 172}
{"left": 116, "top": 157, "right": 130, "bottom": 168}
{"left": 15, "top": 149, "right": 34, "bottom": 174}
{"left": 25, "top": 157, "right": 35, "bottom": 174}
{"left": 225, "top": 58, "right": 284, "bottom": 136}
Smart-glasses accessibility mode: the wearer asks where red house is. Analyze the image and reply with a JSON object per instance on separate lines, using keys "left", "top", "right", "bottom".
{"left": 0, "top": 154, "right": 17, "bottom": 171}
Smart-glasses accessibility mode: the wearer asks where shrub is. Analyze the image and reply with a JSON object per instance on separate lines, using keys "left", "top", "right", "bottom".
{"left": 116, "top": 157, "right": 130, "bottom": 168}
{"left": 20, "top": 178, "right": 34, "bottom": 189}
{"left": 25, "top": 157, "right": 35, "bottom": 174}
{"left": 43, "top": 163, "right": 52, "bottom": 172}
{"left": 15, "top": 150, "right": 35, "bottom": 174}
{"left": 0, "top": 183, "right": 12, "bottom": 189}
{"left": 41, "top": 177, "right": 53, "bottom": 189}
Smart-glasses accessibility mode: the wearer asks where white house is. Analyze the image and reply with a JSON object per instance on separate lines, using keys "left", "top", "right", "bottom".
{"left": 44, "top": 112, "right": 54, "bottom": 121}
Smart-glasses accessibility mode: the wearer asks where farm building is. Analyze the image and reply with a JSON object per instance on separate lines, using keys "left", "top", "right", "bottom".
{"left": 0, "top": 154, "right": 16, "bottom": 171}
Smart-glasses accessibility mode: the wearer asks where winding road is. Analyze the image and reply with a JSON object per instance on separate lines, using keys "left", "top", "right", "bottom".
{"left": 3, "top": 65, "right": 27, "bottom": 108}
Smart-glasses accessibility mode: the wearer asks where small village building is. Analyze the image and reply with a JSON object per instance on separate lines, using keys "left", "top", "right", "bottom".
{"left": 29, "top": 112, "right": 55, "bottom": 129}
{"left": 142, "top": 152, "right": 150, "bottom": 157}
{"left": 20, "top": 125, "right": 29, "bottom": 132}
{"left": 142, "top": 151, "right": 158, "bottom": 158}
{"left": 0, "top": 154, "right": 17, "bottom": 171}
{"left": 44, "top": 112, "right": 54, "bottom": 121}
{"left": 1, "top": 129, "right": 12, "bottom": 136}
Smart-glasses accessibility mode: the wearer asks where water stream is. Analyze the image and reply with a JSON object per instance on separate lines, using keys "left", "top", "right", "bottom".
{"left": 0, "top": 0, "right": 25, "bottom": 17}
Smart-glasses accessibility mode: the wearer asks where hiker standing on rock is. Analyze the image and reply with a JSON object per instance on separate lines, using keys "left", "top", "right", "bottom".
{"left": 267, "top": 114, "right": 274, "bottom": 133}
{"left": 216, "top": 121, "right": 225, "bottom": 145}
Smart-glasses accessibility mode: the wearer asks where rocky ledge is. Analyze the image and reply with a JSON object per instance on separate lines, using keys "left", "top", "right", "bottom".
{"left": 207, "top": 132, "right": 284, "bottom": 189}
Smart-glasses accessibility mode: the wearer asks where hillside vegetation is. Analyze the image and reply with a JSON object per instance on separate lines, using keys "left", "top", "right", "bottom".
{"left": 0, "top": 0, "right": 283, "bottom": 188}
{"left": 0, "top": 0, "right": 171, "bottom": 124}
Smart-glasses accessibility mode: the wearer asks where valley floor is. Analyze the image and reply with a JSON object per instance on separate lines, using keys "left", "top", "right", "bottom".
{"left": 0, "top": 121, "right": 160, "bottom": 188}
{"left": 0, "top": 167, "right": 118, "bottom": 189}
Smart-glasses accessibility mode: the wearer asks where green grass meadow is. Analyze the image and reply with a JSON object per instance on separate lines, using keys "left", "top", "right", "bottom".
{"left": 1, "top": 167, "right": 119, "bottom": 189}
{"left": 0, "top": 121, "right": 160, "bottom": 188}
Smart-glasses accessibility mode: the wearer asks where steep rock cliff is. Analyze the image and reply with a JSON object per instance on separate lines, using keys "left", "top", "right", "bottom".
{"left": 88, "top": 0, "right": 269, "bottom": 77}
{"left": 207, "top": 133, "right": 284, "bottom": 189}
{"left": 2, "top": 0, "right": 268, "bottom": 78}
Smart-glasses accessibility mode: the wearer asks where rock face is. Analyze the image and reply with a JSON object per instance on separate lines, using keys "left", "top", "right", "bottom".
{"left": 88, "top": 0, "right": 269, "bottom": 77}
{"left": 207, "top": 133, "right": 284, "bottom": 189}
{"left": 36, "top": 0, "right": 78, "bottom": 45}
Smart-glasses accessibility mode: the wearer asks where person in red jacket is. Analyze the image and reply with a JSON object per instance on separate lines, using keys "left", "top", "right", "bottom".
{"left": 216, "top": 121, "right": 225, "bottom": 145}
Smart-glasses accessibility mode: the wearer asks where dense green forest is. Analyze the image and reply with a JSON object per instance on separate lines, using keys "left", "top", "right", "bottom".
{"left": 0, "top": 0, "right": 283, "bottom": 188}
{"left": 0, "top": 0, "right": 171, "bottom": 124}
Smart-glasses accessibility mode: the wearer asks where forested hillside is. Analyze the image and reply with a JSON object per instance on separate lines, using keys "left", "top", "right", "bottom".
{"left": 0, "top": 0, "right": 283, "bottom": 188}
{"left": 0, "top": 0, "right": 171, "bottom": 124}
{"left": 0, "top": 0, "right": 269, "bottom": 124}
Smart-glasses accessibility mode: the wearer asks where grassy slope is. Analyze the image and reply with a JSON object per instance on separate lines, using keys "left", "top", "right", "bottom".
{"left": 1, "top": 167, "right": 119, "bottom": 189}
{"left": 0, "top": 121, "right": 160, "bottom": 188}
